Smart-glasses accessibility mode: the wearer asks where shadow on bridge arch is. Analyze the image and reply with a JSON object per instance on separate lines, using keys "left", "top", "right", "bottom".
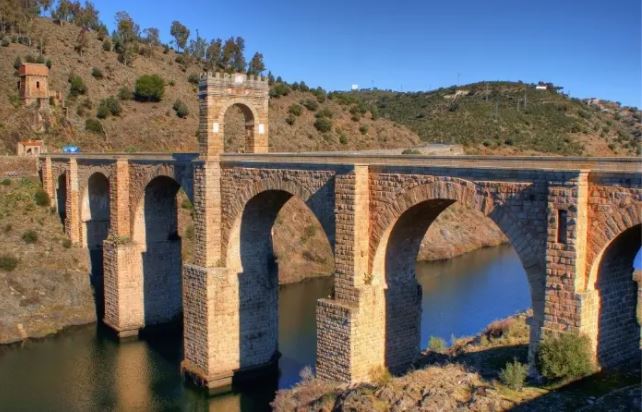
{"left": 223, "top": 102, "right": 256, "bottom": 153}
{"left": 370, "top": 180, "right": 543, "bottom": 374}
{"left": 226, "top": 188, "right": 335, "bottom": 373}
{"left": 132, "top": 175, "right": 183, "bottom": 329}
{"left": 589, "top": 224, "right": 641, "bottom": 368}
{"left": 55, "top": 172, "right": 67, "bottom": 227}
{"left": 81, "top": 172, "right": 110, "bottom": 318}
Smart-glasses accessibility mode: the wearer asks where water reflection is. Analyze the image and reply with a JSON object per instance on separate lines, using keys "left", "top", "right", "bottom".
{"left": 0, "top": 245, "right": 530, "bottom": 411}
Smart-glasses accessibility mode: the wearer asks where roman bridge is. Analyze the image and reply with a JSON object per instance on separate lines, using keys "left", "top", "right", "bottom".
{"left": 38, "top": 151, "right": 641, "bottom": 392}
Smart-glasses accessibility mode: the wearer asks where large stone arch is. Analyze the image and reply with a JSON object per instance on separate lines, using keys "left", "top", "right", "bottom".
{"left": 131, "top": 175, "right": 183, "bottom": 327}
{"left": 222, "top": 181, "right": 335, "bottom": 370}
{"left": 55, "top": 171, "right": 67, "bottom": 227}
{"left": 369, "top": 177, "right": 544, "bottom": 372}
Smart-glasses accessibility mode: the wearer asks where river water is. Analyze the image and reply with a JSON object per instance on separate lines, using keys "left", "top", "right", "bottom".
{"left": 0, "top": 244, "right": 530, "bottom": 411}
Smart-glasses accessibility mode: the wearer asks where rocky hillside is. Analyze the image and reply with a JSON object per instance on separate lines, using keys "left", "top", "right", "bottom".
{"left": 0, "top": 159, "right": 95, "bottom": 344}
{"left": 0, "top": 18, "right": 420, "bottom": 154}
{"left": 345, "top": 83, "right": 641, "bottom": 156}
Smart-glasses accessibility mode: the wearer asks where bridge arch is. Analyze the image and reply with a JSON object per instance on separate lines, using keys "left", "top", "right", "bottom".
{"left": 55, "top": 172, "right": 67, "bottom": 227}
{"left": 225, "top": 186, "right": 335, "bottom": 370}
{"left": 132, "top": 175, "right": 183, "bottom": 327}
{"left": 370, "top": 178, "right": 544, "bottom": 372}
{"left": 80, "top": 172, "right": 111, "bottom": 317}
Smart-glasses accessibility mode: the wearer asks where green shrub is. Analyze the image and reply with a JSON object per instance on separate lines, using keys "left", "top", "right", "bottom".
{"left": 173, "top": 99, "right": 189, "bottom": 118}
{"left": 1, "top": 178, "right": 10, "bottom": 186}
{"left": 22, "top": 230, "right": 38, "bottom": 244}
{"left": 102, "top": 38, "right": 112, "bottom": 51}
{"left": 339, "top": 132, "right": 348, "bottom": 145}
{"left": 45, "top": 59, "right": 52, "bottom": 69}
{"left": 187, "top": 73, "right": 200, "bottom": 84}
{"left": 97, "top": 96, "right": 122, "bottom": 118}
{"left": 134, "top": 74, "right": 165, "bottom": 102}
{"left": 91, "top": 67, "right": 104, "bottom": 79}
{"left": 85, "top": 118, "right": 103, "bottom": 134}
{"left": 269, "top": 83, "right": 290, "bottom": 98}
{"left": 500, "top": 359, "right": 528, "bottom": 391}
{"left": 314, "top": 117, "right": 332, "bottom": 133}
{"left": 537, "top": 332, "right": 594, "bottom": 381}
{"left": 34, "top": 190, "right": 50, "bottom": 206}
{"left": 301, "top": 99, "right": 318, "bottom": 111}
{"left": 288, "top": 104, "right": 303, "bottom": 116}
{"left": 359, "top": 125, "right": 369, "bottom": 135}
{"left": 1, "top": 37, "right": 9, "bottom": 47}
{"left": 285, "top": 114, "right": 295, "bottom": 126}
{"left": 96, "top": 104, "right": 110, "bottom": 119}
{"left": 0, "top": 254, "right": 18, "bottom": 271}
{"left": 13, "top": 56, "right": 22, "bottom": 71}
{"left": 118, "top": 86, "right": 133, "bottom": 101}
{"left": 315, "top": 108, "right": 333, "bottom": 118}
{"left": 62, "top": 238, "right": 72, "bottom": 249}
{"left": 428, "top": 336, "right": 446, "bottom": 351}
{"left": 68, "top": 74, "right": 87, "bottom": 97}
{"left": 402, "top": 149, "right": 421, "bottom": 155}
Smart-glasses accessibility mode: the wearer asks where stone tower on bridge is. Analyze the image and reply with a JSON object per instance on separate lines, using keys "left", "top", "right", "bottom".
{"left": 198, "top": 72, "right": 269, "bottom": 156}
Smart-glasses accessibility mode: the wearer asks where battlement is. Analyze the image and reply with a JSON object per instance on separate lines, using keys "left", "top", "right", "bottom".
{"left": 199, "top": 71, "right": 268, "bottom": 93}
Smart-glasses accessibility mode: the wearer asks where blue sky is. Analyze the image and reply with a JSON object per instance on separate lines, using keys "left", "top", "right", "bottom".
{"left": 89, "top": 0, "right": 641, "bottom": 107}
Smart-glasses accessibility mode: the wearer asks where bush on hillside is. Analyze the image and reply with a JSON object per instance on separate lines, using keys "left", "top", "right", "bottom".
{"left": 315, "top": 108, "right": 333, "bottom": 119}
{"left": 85, "top": 118, "right": 103, "bottom": 134}
{"left": 22, "top": 230, "right": 38, "bottom": 244}
{"left": 102, "top": 38, "right": 112, "bottom": 51}
{"left": 428, "top": 336, "right": 446, "bottom": 352}
{"left": 187, "top": 73, "right": 200, "bottom": 84}
{"left": 537, "top": 332, "right": 594, "bottom": 381}
{"left": 0, "top": 254, "right": 18, "bottom": 271}
{"left": 359, "top": 125, "right": 369, "bottom": 135}
{"left": 68, "top": 74, "right": 87, "bottom": 97}
{"left": 118, "top": 86, "right": 133, "bottom": 101}
{"left": 13, "top": 56, "right": 22, "bottom": 71}
{"left": 288, "top": 104, "right": 303, "bottom": 116}
{"left": 1, "top": 37, "right": 10, "bottom": 47}
{"left": 313, "top": 117, "right": 332, "bottom": 133}
{"left": 500, "top": 359, "right": 528, "bottom": 391}
{"left": 173, "top": 99, "right": 189, "bottom": 118}
{"left": 34, "top": 190, "right": 50, "bottom": 206}
{"left": 285, "top": 114, "right": 295, "bottom": 126}
{"left": 134, "top": 74, "right": 165, "bottom": 102}
{"left": 301, "top": 99, "right": 318, "bottom": 111}
{"left": 91, "top": 67, "right": 103, "bottom": 79}
{"left": 269, "top": 83, "right": 290, "bottom": 98}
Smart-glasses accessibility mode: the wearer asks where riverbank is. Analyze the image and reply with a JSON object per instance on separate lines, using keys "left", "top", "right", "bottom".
{"left": 272, "top": 311, "right": 641, "bottom": 411}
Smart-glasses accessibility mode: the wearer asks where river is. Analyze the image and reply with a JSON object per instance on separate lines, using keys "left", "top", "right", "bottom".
{"left": 0, "top": 244, "right": 530, "bottom": 411}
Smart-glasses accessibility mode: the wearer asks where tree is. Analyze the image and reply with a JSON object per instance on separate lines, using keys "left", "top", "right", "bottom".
{"left": 143, "top": 27, "right": 160, "bottom": 46}
{"left": 187, "top": 29, "right": 207, "bottom": 62}
{"left": 231, "top": 36, "right": 246, "bottom": 72}
{"left": 247, "top": 52, "right": 265, "bottom": 75}
{"left": 170, "top": 20, "right": 189, "bottom": 52}
{"left": 75, "top": 1, "right": 100, "bottom": 29}
{"left": 114, "top": 11, "right": 139, "bottom": 66}
{"left": 75, "top": 28, "right": 88, "bottom": 56}
{"left": 220, "top": 37, "right": 236, "bottom": 71}
{"left": 205, "top": 38, "right": 222, "bottom": 71}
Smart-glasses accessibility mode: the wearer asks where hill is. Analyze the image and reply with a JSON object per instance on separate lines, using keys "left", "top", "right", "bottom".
{"left": 0, "top": 18, "right": 420, "bottom": 154}
{"left": 340, "top": 83, "right": 641, "bottom": 156}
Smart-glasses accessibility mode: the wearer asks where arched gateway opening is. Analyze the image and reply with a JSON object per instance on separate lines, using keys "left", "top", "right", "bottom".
{"left": 371, "top": 183, "right": 540, "bottom": 374}
{"left": 593, "top": 224, "right": 641, "bottom": 368}
{"left": 81, "top": 173, "right": 110, "bottom": 318}
{"left": 133, "top": 176, "right": 183, "bottom": 327}
{"left": 223, "top": 103, "right": 255, "bottom": 153}
{"left": 227, "top": 189, "right": 334, "bottom": 377}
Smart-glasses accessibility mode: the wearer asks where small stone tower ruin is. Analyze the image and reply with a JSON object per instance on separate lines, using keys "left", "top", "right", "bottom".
{"left": 198, "top": 72, "right": 269, "bottom": 156}
{"left": 18, "top": 63, "right": 51, "bottom": 107}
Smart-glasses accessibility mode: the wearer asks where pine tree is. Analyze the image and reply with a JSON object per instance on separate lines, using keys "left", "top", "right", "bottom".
{"left": 247, "top": 52, "right": 265, "bottom": 75}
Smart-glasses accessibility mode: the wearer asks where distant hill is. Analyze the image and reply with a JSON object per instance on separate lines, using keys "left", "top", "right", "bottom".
{"left": 340, "top": 82, "right": 641, "bottom": 156}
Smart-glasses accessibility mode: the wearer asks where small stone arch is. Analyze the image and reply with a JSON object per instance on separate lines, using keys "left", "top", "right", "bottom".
{"left": 219, "top": 101, "right": 258, "bottom": 153}
{"left": 55, "top": 171, "right": 67, "bottom": 227}
{"left": 369, "top": 178, "right": 544, "bottom": 372}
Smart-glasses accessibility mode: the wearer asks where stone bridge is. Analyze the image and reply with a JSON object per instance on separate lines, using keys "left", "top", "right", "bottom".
{"left": 37, "top": 72, "right": 642, "bottom": 392}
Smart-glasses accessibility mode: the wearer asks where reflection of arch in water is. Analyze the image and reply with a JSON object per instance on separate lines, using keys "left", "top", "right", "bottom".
{"left": 132, "top": 176, "right": 183, "bottom": 327}
{"left": 81, "top": 173, "right": 110, "bottom": 318}
{"left": 370, "top": 180, "right": 540, "bottom": 373}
